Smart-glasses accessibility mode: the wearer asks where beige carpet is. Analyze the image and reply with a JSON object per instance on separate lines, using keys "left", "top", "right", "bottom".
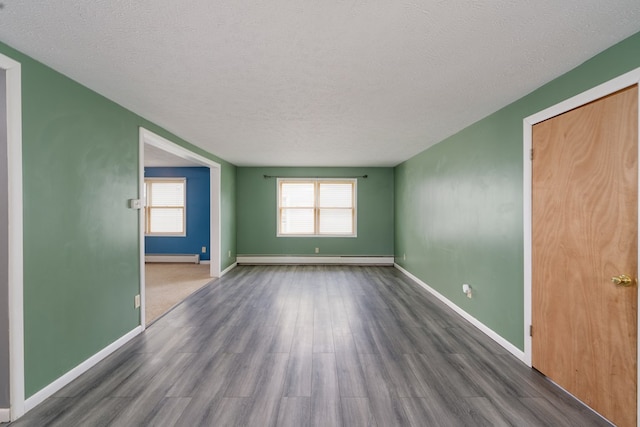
{"left": 145, "top": 263, "right": 214, "bottom": 325}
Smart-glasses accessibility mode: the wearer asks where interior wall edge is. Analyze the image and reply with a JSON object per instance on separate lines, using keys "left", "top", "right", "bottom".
{"left": 1, "top": 49, "right": 24, "bottom": 421}
{"left": 220, "top": 262, "right": 237, "bottom": 277}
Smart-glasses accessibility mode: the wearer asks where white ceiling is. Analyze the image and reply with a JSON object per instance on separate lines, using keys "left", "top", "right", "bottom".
{"left": 2, "top": 1, "right": 640, "bottom": 167}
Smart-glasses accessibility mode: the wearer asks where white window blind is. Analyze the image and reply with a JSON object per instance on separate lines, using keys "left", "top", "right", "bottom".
{"left": 278, "top": 179, "right": 356, "bottom": 236}
{"left": 145, "top": 178, "right": 186, "bottom": 235}
{"left": 280, "top": 182, "right": 315, "bottom": 234}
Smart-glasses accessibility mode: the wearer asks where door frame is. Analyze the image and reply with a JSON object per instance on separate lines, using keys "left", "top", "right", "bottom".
{"left": 138, "top": 127, "right": 221, "bottom": 328}
{"left": 523, "top": 68, "right": 640, "bottom": 422}
{"left": 1, "top": 51, "right": 24, "bottom": 421}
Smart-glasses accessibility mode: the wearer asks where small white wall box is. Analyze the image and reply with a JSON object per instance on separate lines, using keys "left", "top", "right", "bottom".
{"left": 462, "top": 283, "right": 473, "bottom": 298}
{"left": 128, "top": 199, "right": 142, "bottom": 209}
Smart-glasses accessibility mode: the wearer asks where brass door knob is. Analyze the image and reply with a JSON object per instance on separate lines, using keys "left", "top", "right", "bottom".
{"left": 611, "top": 274, "right": 635, "bottom": 287}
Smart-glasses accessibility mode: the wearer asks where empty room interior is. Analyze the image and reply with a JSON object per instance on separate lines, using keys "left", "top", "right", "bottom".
{"left": 2, "top": 2, "right": 640, "bottom": 426}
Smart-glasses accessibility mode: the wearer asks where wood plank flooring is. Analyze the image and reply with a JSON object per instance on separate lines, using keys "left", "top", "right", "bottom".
{"left": 8, "top": 266, "right": 611, "bottom": 426}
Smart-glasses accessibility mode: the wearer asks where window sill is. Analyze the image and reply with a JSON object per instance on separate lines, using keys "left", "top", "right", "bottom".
{"left": 277, "top": 234, "right": 357, "bottom": 238}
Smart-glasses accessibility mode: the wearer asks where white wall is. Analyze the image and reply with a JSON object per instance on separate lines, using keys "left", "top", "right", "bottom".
{"left": 0, "top": 69, "right": 10, "bottom": 409}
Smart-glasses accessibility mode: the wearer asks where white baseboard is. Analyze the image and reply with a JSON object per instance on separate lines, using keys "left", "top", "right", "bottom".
{"left": 145, "top": 254, "right": 199, "bottom": 263}
{"left": 23, "top": 326, "right": 143, "bottom": 413}
{"left": 394, "top": 264, "right": 526, "bottom": 362}
{"left": 200, "top": 260, "right": 210, "bottom": 264}
{"left": 0, "top": 408, "right": 9, "bottom": 422}
{"left": 220, "top": 262, "right": 237, "bottom": 277}
{"left": 237, "top": 256, "right": 394, "bottom": 266}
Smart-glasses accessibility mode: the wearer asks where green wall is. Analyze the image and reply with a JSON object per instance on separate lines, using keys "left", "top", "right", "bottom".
{"left": 237, "top": 167, "right": 394, "bottom": 256}
{"left": 7, "top": 26, "right": 640, "bottom": 401}
{"left": 394, "top": 31, "right": 640, "bottom": 350}
{"left": 0, "top": 41, "right": 237, "bottom": 398}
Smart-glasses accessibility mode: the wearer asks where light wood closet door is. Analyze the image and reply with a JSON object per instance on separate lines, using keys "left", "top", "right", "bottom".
{"left": 532, "top": 85, "right": 638, "bottom": 427}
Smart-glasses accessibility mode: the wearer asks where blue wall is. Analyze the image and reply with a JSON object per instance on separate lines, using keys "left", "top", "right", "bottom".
{"left": 144, "top": 167, "right": 211, "bottom": 261}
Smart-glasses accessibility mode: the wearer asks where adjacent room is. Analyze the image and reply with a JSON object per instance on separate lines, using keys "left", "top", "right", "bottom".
{"left": 143, "top": 145, "right": 214, "bottom": 325}
{"left": 1, "top": 1, "right": 640, "bottom": 426}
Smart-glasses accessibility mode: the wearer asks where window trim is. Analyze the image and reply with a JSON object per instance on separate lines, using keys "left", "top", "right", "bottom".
{"left": 144, "top": 177, "right": 187, "bottom": 237}
{"left": 277, "top": 178, "right": 357, "bottom": 237}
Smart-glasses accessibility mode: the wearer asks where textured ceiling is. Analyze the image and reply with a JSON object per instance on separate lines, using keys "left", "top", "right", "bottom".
{"left": 1, "top": 1, "right": 640, "bottom": 166}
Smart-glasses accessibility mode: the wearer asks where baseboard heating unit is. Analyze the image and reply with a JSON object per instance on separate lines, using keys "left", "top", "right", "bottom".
{"left": 236, "top": 256, "right": 394, "bottom": 266}
{"left": 145, "top": 254, "right": 200, "bottom": 264}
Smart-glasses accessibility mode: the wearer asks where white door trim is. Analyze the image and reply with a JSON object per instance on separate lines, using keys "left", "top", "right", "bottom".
{"left": 138, "top": 128, "right": 221, "bottom": 328}
{"left": 523, "top": 67, "right": 640, "bottom": 426}
{"left": 1, "top": 52, "right": 24, "bottom": 421}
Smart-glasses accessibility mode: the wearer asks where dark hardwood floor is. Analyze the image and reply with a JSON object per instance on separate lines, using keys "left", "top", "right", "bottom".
{"left": 9, "top": 265, "right": 611, "bottom": 426}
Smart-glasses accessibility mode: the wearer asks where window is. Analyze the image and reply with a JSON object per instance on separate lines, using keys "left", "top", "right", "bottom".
{"left": 145, "top": 178, "right": 186, "bottom": 236}
{"left": 278, "top": 178, "right": 356, "bottom": 236}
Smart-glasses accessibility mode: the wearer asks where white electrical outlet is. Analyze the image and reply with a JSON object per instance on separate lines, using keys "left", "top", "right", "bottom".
{"left": 462, "top": 284, "right": 473, "bottom": 299}
{"left": 202, "top": 246, "right": 207, "bottom": 253}
{"left": 134, "top": 294, "right": 141, "bottom": 308}
{"left": 403, "top": 253, "right": 406, "bottom": 261}
{"left": 228, "top": 250, "right": 231, "bottom": 257}
{"left": 315, "top": 247, "right": 320, "bottom": 254}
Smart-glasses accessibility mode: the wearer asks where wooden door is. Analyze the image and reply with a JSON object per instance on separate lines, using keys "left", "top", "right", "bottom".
{"left": 532, "top": 86, "right": 638, "bottom": 427}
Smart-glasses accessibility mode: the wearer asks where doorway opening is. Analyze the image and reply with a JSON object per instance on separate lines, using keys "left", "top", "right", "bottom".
{"left": 139, "top": 128, "right": 221, "bottom": 327}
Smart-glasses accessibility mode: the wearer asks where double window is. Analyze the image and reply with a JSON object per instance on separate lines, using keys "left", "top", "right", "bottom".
{"left": 144, "top": 178, "right": 186, "bottom": 236}
{"left": 278, "top": 178, "right": 357, "bottom": 237}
